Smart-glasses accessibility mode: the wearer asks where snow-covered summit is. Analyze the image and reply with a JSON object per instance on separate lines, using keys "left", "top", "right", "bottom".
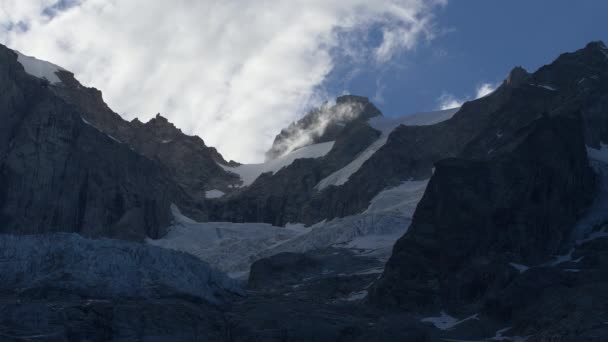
{"left": 15, "top": 51, "right": 65, "bottom": 84}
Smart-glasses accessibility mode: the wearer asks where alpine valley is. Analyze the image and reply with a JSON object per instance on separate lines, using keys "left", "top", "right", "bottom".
{"left": 1, "top": 41, "right": 608, "bottom": 341}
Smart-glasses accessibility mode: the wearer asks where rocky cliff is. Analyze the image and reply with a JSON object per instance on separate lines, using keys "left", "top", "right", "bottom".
{"left": 0, "top": 45, "right": 191, "bottom": 240}
{"left": 368, "top": 42, "right": 608, "bottom": 339}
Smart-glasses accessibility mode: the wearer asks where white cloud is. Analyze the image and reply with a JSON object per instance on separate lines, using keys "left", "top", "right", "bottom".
{"left": 438, "top": 93, "right": 464, "bottom": 110}
{"left": 438, "top": 82, "right": 498, "bottom": 110}
{"left": 475, "top": 82, "right": 497, "bottom": 98}
{"left": 0, "top": 0, "right": 445, "bottom": 162}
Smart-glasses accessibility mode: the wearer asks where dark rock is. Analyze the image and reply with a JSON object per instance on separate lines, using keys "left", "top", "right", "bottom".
{"left": 248, "top": 252, "right": 321, "bottom": 290}
{"left": 0, "top": 45, "right": 189, "bottom": 240}
{"left": 265, "top": 95, "right": 381, "bottom": 161}
{"left": 52, "top": 69, "right": 239, "bottom": 204}
{"left": 369, "top": 109, "right": 595, "bottom": 313}
{"left": 210, "top": 118, "right": 381, "bottom": 225}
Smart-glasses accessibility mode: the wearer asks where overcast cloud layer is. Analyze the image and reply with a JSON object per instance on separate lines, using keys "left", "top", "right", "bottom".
{"left": 0, "top": 0, "right": 445, "bottom": 162}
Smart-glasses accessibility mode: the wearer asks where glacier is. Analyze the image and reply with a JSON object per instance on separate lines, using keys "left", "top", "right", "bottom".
{"left": 149, "top": 178, "right": 429, "bottom": 278}
{"left": 0, "top": 233, "right": 243, "bottom": 303}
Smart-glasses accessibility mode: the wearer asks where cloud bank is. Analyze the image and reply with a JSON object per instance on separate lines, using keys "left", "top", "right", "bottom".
{"left": 0, "top": 0, "right": 445, "bottom": 162}
{"left": 438, "top": 82, "right": 498, "bottom": 110}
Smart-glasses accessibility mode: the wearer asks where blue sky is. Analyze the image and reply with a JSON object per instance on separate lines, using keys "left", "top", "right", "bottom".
{"left": 324, "top": 0, "right": 608, "bottom": 117}
{"left": 1, "top": 1, "right": 606, "bottom": 162}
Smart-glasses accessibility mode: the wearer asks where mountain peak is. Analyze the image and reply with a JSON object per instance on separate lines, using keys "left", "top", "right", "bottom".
{"left": 265, "top": 95, "right": 382, "bottom": 160}
{"left": 336, "top": 95, "right": 370, "bottom": 105}
{"left": 585, "top": 40, "right": 607, "bottom": 51}
{"left": 506, "top": 66, "right": 530, "bottom": 87}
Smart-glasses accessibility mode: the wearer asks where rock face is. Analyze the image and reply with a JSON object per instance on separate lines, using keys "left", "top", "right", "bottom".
{"left": 0, "top": 233, "right": 241, "bottom": 341}
{"left": 369, "top": 113, "right": 595, "bottom": 312}
{"left": 0, "top": 45, "right": 196, "bottom": 240}
{"left": 210, "top": 117, "right": 382, "bottom": 225}
{"left": 369, "top": 42, "right": 608, "bottom": 319}
{"left": 52, "top": 64, "right": 239, "bottom": 203}
{"left": 2, "top": 40, "right": 608, "bottom": 341}
{"left": 248, "top": 252, "right": 321, "bottom": 290}
{"left": 265, "top": 95, "right": 381, "bottom": 160}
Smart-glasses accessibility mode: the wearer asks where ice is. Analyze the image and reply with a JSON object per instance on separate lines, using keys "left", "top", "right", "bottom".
{"left": 315, "top": 134, "right": 389, "bottom": 189}
{"left": 531, "top": 84, "right": 557, "bottom": 91}
{"left": 316, "top": 109, "right": 457, "bottom": 190}
{"left": 15, "top": 51, "right": 65, "bottom": 84}
{"left": 577, "top": 227, "right": 608, "bottom": 246}
{"left": 548, "top": 249, "right": 576, "bottom": 266}
{"left": 147, "top": 206, "right": 310, "bottom": 274}
{"left": 106, "top": 134, "right": 122, "bottom": 144}
{"left": 587, "top": 144, "right": 608, "bottom": 164}
{"left": 150, "top": 177, "right": 429, "bottom": 277}
{"left": 574, "top": 146, "right": 608, "bottom": 239}
{"left": 420, "top": 311, "right": 479, "bottom": 330}
{"left": 444, "top": 326, "right": 530, "bottom": 342}
{"left": 205, "top": 190, "right": 226, "bottom": 199}
{"left": 81, "top": 117, "right": 94, "bottom": 126}
{"left": 221, "top": 141, "right": 335, "bottom": 187}
{"left": 342, "top": 290, "right": 368, "bottom": 301}
{"left": 0, "top": 233, "right": 242, "bottom": 304}
{"left": 364, "top": 180, "right": 429, "bottom": 216}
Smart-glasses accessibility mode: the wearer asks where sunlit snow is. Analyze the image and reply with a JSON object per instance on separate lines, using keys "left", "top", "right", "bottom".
{"left": 316, "top": 108, "right": 457, "bottom": 190}
{"left": 15, "top": 51, "right": 65, "bottom": 84}
{"left": 205, "top": 190, "right": 226, "bottom": 199}
{"left": 221, "top": 141, "right": 335, "bottom": 187}
{"left": 149, "top": 179, "right": 429, "bottom": 278}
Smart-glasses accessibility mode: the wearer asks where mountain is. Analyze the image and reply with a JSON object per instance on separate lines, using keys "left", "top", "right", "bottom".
{"left": 264, "top": 95, "right": 382, "bottom": 160}
{"left": 1, "top": 41, "right": 608, "bottom": 340}
{"left": 369, "top": 41, "right": 608, "bottom": 337}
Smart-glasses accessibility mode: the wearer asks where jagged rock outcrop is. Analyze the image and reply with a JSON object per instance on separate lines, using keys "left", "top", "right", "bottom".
{"left": 368, "top": 42, "right": 608, "bottom": 319}
{"left": 265, "top": 95, "right": 381, "bottom": 160}
{"left": 210, "top": 117, "right": 381, "bottom": 225}
{"left": 369, "top": 113, "right": 595, "bottom": 312}
{"left": 0, "top": 45, "right": 188, "bottom": 240}
{"left": 217, "top": 42, "right": 608, "bottom": 230}
{"left": 52, "top": 68, "right": 239, "bottom": 202}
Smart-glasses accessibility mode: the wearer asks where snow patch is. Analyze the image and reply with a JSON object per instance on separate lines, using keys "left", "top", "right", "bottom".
{"left": 531, "top": 84, "right": 557, "bottom": 91}
{"left": 509, "top": 263, "right": 530, "bottom": 273}
{"left": 587, "top": 144, "right": 608, "bottom": 164}
{"left": 444, "top": 326, "right": 530, "bottom": 342}
{"left": 205, "top": 190, "right": 225, "bottom": 199}
{"left": 420, "top": 311, "right": 479, "bottom": 330}
{"left": 15, "top": 51, "right": 65, "bottom": 84}
{"left": 574, "top": 145, "right": 608, "bottom": 239}
{"left": 316, "top": 109, "right": 457, "bottom": 190}
{"left": 222, "top": 141, "right": 335, "bottom": 187}
{"left": 364, "top": 180, "right": 429, "bottom": 216}
{"left": 549, "top": 249, "right": 575, "bottom": 266}
{"left": 106, "top": 134, "right": 122, "bottom": 144}
{"left": 577, "top": 227, "right": 608, "bottom": 246}
{"left": 81, "top": 117, "right": 93, "bottom": 126}
{"left": 342, "top": 290, "right": 368, "bottom": 301}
